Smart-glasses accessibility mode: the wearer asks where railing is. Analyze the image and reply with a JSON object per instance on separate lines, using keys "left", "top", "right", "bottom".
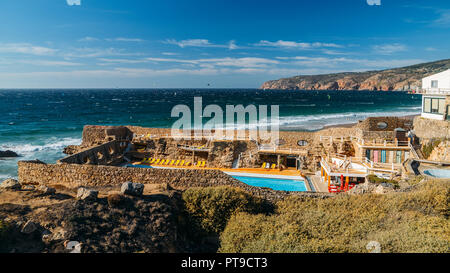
{"left": 135, "top": 133, "right": 256, "bottom": 141}
{"left": 408, "top": 142, "right": 420, "bottom": 159}
{"left": 325, "top": 153, "right": 398, "bottom": 173}
{"left": 419, "top": 88, "right": 450, "bottom": 95}
{"left": 319, "top": 135, "right": 410, "bottom": 147}
{"left": 354, "top": 137, "right": 410, "bottom": 147}
{"left": 258, "top": 144, "right": 307, "bottom": 155}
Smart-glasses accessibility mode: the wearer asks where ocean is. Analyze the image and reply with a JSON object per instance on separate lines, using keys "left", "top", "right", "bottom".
{"left": 0, "top": 89, "right": 422, "bottom": 179}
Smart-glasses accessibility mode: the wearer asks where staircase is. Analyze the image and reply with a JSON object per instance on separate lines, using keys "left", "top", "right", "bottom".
{"left": 232, "top": 153, "right": 241, "bottom": 169}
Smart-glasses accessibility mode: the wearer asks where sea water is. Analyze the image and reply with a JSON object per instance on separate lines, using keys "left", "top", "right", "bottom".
{"left": 0, "top": 89, "right": 422, "bottom": 179}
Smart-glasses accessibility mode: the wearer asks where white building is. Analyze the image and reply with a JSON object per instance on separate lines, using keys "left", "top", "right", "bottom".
{"left": 421, "top": 69, "right": 450, "bottom": 121}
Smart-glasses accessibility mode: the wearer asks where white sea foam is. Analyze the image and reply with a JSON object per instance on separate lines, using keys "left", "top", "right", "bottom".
{"left": 204, "top": 106, "right": 421, "bottom": 131}
{"left": 0, "top": 137, "right": 81, "bottom": 155}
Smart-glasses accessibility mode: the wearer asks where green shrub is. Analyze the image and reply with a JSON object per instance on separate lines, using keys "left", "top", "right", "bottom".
{"left": 422, "top": 139, "right": 443, "bottom": 159}
{"left": 220, "top": 180, "right": 450, "bottom": 253}
{"left": 367, "top": 174, "right": 399, "bottom": 189}
{"left": 182, "top": 186, "right": 270, "bottom": 235}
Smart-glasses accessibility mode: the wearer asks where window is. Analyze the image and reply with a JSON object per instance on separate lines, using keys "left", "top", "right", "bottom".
{"left": 376, "top": 122, "right": 388, "bottom": 129}
{"left": 423, "top": 97, "right": 445, "bottom": 115}
{"left": 431, "top": 80, "right": 438, "bottom": 88}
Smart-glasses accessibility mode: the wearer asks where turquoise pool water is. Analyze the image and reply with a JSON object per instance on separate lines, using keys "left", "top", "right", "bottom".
{"left": 126, "top": 164, "right": 153, "bottom": 168}
{"left": 423, "top": 169, "right": 450, "bottom": 179}
{"left": 232, "top": 176, "right": 307, "bottom": 192}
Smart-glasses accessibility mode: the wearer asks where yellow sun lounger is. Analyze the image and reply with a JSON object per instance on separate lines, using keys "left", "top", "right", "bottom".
{"left": 199, "top": 161, "right": 206, "bottom": 168}
{"left": 175, "top": 160, "right": 180, "bottom": 166}
{"left": 271, "top": 164, "right": 276, "bottom": 169}
{"left": 179, "top": 160, "right": 185, "bottom": 166}
{"left": 261, "top": 162, "right": 266, "bottom": 169}
{"left": 154, "top": 159, "right": 161, "bottom": 164}
{"left": 150, "top": 158, "right": 156, "bottom": 164}
{"left": 165, "top": 160, "right": 171, "bottom": 165}
{"left": 169, "top": 160, "right": 175, "bottom": 166}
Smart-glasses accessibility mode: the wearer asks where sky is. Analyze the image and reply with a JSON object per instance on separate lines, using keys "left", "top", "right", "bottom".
{"left": 0, "top": 0, "right": 449, "bottom": 88}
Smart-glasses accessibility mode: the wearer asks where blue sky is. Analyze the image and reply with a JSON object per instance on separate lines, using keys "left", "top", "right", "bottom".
{"left": 0, "top": 0, "right": 449, "bottom": 88}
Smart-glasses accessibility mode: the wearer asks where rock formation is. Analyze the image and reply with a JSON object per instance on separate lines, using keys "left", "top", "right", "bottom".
{"left": 260, "top": 59, "right": 450, "bottom": 91}
{"left": 0, "top": 150, "right": 19, "bottom": 158}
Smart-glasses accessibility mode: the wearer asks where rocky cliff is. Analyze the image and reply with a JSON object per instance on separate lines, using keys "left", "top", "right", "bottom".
{"left": 260, "top": 59, "right": 450, "bottom": 91}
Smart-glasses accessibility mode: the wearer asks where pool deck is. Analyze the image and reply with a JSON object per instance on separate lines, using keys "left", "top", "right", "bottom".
{"left": 136, "top": 162, "right": 304, "bottom": 176}
{"left": 130, "top": 162, "right": 316, "bottom": 191}
{"left": 309, "top": 175, "right": 330, "bottom": 193}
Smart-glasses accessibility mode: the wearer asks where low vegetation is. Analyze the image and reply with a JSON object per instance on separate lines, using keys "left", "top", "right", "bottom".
{"left": 182, "top": 186, "right": 271, "bottom": 235}
{"left": 366, "top": 174, "right": 399, "bottom": 189}
{"left": 219, "top": 180, "right": 449, "bottom": 253}
{"left": 422, "top": 138, "right": 443, "bottom": 159}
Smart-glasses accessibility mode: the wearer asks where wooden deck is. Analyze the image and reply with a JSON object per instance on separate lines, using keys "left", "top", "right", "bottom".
{"left": 135, "top": 162, "right": 304, "bottom": 177}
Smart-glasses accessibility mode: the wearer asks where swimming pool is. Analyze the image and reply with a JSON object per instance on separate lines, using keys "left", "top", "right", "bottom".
{"left": 231, "top": 175, "right": 307, "bottom": 192}
{"left": 423, "top": 169, "right": 450, "bottom": 179}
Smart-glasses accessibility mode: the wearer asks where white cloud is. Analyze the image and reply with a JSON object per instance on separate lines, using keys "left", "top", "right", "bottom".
{"left": 18, "top": 60, "right": 82, "bottom": 66}
{"left": 66, "top": 0, "right": 81, "bottom": 6}
{"left": 166, "top": 39, "right": 213, "bottom": 48}
{"left": 145, "top": 57, "right": 279, "bottom": 68}
{"left": 78, "top": 37, "right": 100, "bottom": 42}
{"left": 97, "top": 58, "right": 148, "bottom": 64}
{"left": 276, "top": 56, "right": 424, "bottom": 70}
{"left": 0, "top": 43, "right": 57, "bottom": 56}
{"left": 63, "top": 47, "right": 141, "bottom": 58}
{"left": 79, "top": 37, "right": 144, "bottom": 42}
{"left": 228, "top": 40, "right": 239, "bottom": 50}
{"left": 255, "top": 40, "right": 342, "bottom": 49}
{"left": 165, "top": 39, "right": 239, "bottom": 50}
{"left": 372, "top": 43, "right": 407, "bottom": 55}
{"left": 106, "top": 38, "right": 145, "bottom": 42}
{"left": 433, "top": 9, "right": 450, "bottom": 26}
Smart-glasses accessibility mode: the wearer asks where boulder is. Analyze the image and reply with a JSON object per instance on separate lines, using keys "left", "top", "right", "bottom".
{"left": 22, "top": 185, "right": 36, "bottom": 191}
{"left": 21, "top": 220, "right": 38, "bottom": 234}
{"left": 347, "top": 182, "right": 376, "bottom": 195}
{"left": 0, "top": 150, "right": 19, "bottom": 158}
{"left": 107, "top": 193, "right": 126, "bottom": 207}
{"left": 50, "top": 227, "right": 69, "bottom": 242}
{"left": 374, "top": 183, "right": 394, "bottom": 194}
{"left": 38, "top": 185, "right": 56, "bottom": 195}
{"left": 121, "top": 182, "right": 144, "bottom": 197}
{"left": 0, "top": 179, "right": 21, "bottom": 190}
{"left": 76, "top": 187, "right": 98, "bottom": 201}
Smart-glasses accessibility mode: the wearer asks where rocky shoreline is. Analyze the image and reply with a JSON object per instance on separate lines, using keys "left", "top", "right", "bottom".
{"left": 0, "top": 179, "right": 209, "bottom": 253}
{"left": 0, "top": 150, "right": 19, "bottom": 158}
{"left": 260, "top": 59, "right": 450, "bottom": 91}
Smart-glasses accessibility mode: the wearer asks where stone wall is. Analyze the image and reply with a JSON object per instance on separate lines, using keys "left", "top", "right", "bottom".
{"left": 58, "top": 140, "right": 128, "bottom": 165}
{"left": 413, "top": 116, "right": 450, "bottom": 140}
{"left": 18, "top": 161, "right": 330, "bottom": 201}
{"left": 428, "top": 140, "right": 450, "bottom": 162}
{"left": 82, "top": 125, "right": 133, "bottom": 146}
{"left": 355, "top": 116, "right": 414, "bottom": 132}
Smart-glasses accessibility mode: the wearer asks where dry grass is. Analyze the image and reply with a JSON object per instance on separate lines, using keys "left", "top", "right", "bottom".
{"left": 182, "top": 186, "right": 270, "bottom": 235}
{"left": 219, "top": 180, "right": 450, "bottom": 253}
